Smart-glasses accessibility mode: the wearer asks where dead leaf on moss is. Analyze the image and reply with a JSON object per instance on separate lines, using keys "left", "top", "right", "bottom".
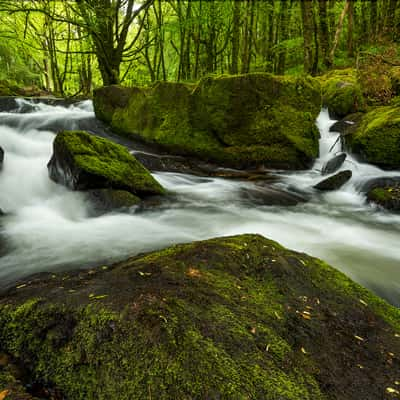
{"left": 0, "top": 390, "right": 9, "bottom": 400}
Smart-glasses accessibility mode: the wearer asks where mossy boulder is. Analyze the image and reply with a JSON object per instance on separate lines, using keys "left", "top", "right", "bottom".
{"left": 94, "top": 73, "right": 322, "bottom": 170}
{"left": 48, "top": 130, "right": 165, "bottom": 197}
{"left": 345, "top": 105, "right": 400, "bottom": 169}
{"left": 1, "top": 234, "right": 399, "bottom": 400}
{"left": 319, "top": 69, "right": 366, "bottom": 118}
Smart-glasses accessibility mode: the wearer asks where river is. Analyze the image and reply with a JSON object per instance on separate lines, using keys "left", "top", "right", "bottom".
{"left": 0, "top": 99, "right": 399, "bottom": 306}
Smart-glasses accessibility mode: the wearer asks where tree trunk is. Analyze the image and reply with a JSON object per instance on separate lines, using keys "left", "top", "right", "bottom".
{"left": 301, "top": 0, "right": 315, "bottom": 74}
{"left": 347, "top": 0, "right": 354, "bottom": 57}
{"left": 318, "top": 0, "right": 330, "bottom": 68}
{"left": 230, "top": 0, "right": 241, "bottom": 74}
{"left": 329, "top": 0, "right": 350, "bottom": 66}
{"left": 276, "top": 0, "right": 290, "bottom": 75}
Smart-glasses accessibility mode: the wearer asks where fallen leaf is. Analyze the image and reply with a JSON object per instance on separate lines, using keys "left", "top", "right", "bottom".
{"left": 386, "top": 387, "right": 400, "bottom": 395}
{"left": 354, "top": 335, "right": 364, "bottom": 342}
{"left": 138, "top": 271, "right": 151, "bottom": 277}
{"left": 356, "top": 364, "right": 364, "bottom": 369}
{"left": 274, "top": 311, "right": 282, "bottom": 320}
{"left": 159, "top": 315, "right": 167, "bottom": 323}
{"left": 0, "top": 390, "right": 9, "bottom": 400}
{"left": 359, "top": 299, "right": 368, "bottom": 306}
{"left": 89, "top": 294, "right": 108, "bottom": 300}
{"left": 301, "top": 347, "right": 307, "bottom": 354}
{"left": 250, "top": 327, "right": 256, "bottom": 334}
{"left": 16, "top": 284, "right": 26, "bottom": 289}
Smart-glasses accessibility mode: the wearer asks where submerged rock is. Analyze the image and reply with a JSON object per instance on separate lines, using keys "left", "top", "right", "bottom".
{"left": 240, "top": 185, "right": 308, "bottom": 206}
{"left": 314, "top": 170, "right": 352, "bottom": 191}
{"left": 94, "top": 73, "right": 321, "bottom": 170}
{"left": 0, "top": 234, "right": 399, "bottom": 400}
{"left": 85, "top": 189, "right": 140, "bottom": 215}
{"left": 321, "top": 152, "right": 347, "bottom": 175}
{"left": 0, "top": 145, "right": 3, "bottom": 170}
{"left": 47, "top": 130, "right": 165, "bottom": 198}
{"left": 345, "top": 105, "right": 400, "bottom": 169}
{"left": 319, "top": 69, "right": 366, "bottom": 118}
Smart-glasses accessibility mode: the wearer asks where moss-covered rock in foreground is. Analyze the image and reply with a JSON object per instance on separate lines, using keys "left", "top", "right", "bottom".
{"left": 318, "top": 69, "right": 366, "bottom": 118}
{"left": 94, "top": 73, "right": 321, "bottom": 170}
{"left": 345, "top": 105, "right": 400, "bottom": 169}
{"left": 0, "top": 234, "right": 399, "bottom": 400}
{"left": 48, "top": 130, "right": 165, "bottom": 197}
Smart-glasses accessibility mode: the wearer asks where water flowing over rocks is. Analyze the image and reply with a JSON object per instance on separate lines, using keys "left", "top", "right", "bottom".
{"left": 0, "top": 234, "right": 399, "bottom": 400}
{"left": 47, "top": 130, "right": 165, "bottom": 198}
{"left": 94, "top": 73, "right": 321, "bottom": 170}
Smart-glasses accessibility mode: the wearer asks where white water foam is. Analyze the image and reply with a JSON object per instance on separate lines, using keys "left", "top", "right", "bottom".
{"left": 0, "top": 103, "right": 399, "bottom": 305}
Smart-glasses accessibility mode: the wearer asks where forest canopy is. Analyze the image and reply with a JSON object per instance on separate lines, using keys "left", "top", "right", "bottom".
{"left": 0, "top": 0, "right": 398, "bottom": 96}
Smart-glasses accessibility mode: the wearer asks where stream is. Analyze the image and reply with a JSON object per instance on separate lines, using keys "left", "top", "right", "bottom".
{"left": 0, "top": 99, "right": 399, "bottom": 306}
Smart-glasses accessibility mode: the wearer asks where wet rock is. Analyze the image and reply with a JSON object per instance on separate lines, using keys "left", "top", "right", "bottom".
{"left": 133, "top": 151, "right": 207, "bottom": 175}
{"left": 329, "top": 113, "right": 363, "bottom": 137}
{"left": 362, "top": 178, "right": 400, "bottom": 212}
{"left": 47, "top": 130, "right": 165, "bottom": 198}
{"left": 358, "top": 177, "right": 400, "bottom": 193}
{"left": 240, "top": 185, "right": 308, "bottom": 206}
{"left": 321, "top": 152, "right": 347, "bottom": 175}
{"left": 314, "top": 170, "right": 352, "bottom": 191}
{"left": 0, "top": 234, "right": 399, "bottom": 400}
{"left": 367, "top": 186, "right": 400, "bottom": 212}
{"left": 85, "top": 189, "right": 140, "bottom": 215}
{"left": 0, "top": 145, "right": 4, "bottom": 169}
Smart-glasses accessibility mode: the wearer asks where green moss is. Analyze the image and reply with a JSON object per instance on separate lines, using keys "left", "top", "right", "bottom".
{"left": 0, "top": 234, "right": 398, "bottom": 399}
{"left": 319, "top": 69, "right": 366, "bottom": 117}
{"left": 347, "top": 105, "right": 400, "bottom": 168}
{"left": 94, "top": 74, "right": 322, "bottom": 170}
{"left": 54, "top": 130, "right": 165, "bottom": 196}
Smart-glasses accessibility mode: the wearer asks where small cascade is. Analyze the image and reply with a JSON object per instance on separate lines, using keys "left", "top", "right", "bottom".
{"left": 0, "top": 101, "right": 399, "bottom": 306}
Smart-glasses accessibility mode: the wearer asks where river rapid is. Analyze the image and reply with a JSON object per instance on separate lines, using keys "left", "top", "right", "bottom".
{"left": 0, "top": 99, "right": 399, "bottom": 306}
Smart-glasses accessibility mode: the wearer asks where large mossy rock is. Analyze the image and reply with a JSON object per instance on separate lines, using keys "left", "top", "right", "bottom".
{"left": 0, "top": 234, "right": 399, "bottom": 400}
{"left": 48, "top": 130, "right": 165, "bottom": 197}
{"left": 345, "top": 105, "right": 400, "bottom": 169}
{"left": 94, "top": 73, "right": 321, "bottom": 170}
{"left": 319, "top": 69, "right": 366, "bottom": 118}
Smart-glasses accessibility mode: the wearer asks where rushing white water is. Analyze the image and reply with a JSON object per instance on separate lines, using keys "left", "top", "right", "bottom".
{"left": 0, "top": 102, "right": 399, "bottom": 306}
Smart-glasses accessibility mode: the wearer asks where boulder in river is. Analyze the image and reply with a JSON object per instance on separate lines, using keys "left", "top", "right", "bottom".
{"left": 0, "top": 234, "right": 399, "bottom": 399}
{"left": 240, "top": 185, "right": 309, "bottom": 206}
{"left": 47, "top": 130, "right": 165, "bottom": 198}
{"left": 367, "top": 187, "right": 400, "bottom": 212}
{"left": 321, "top": 152, "right": 347, "bottom": 175}
{"left": 94, "top": 73, "right": 321, "bottom": 170}
{"left": 345, "top": 105, "right": 400, "bottom": 169}
{"left": 314, "top": 170, "right": 352, "bottom": 191}
{"left": 363, "top": 178, "right": 400, "bottom": 212}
